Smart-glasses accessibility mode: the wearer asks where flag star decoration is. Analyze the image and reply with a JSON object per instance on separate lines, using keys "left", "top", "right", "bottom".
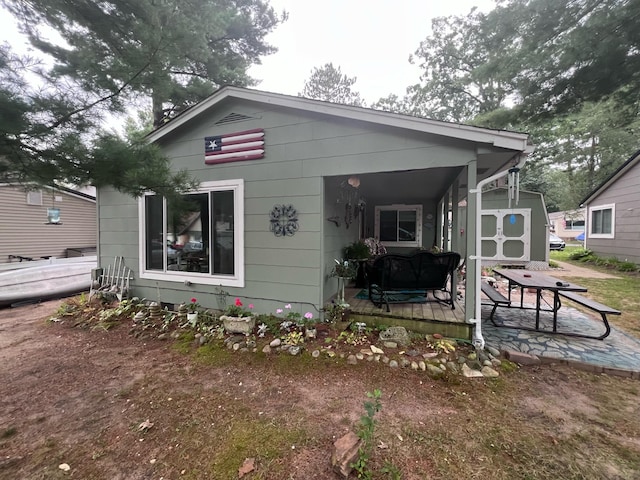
{"left": 204, "top": 128, "right": 265, "bottom": 165}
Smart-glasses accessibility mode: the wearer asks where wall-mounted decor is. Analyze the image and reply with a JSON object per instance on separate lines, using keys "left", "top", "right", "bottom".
{"left": 270, "top": 204, "right": 298, "bottom": 237}
{"left": 204, "top": 128, "right": 265, "bottom": 165}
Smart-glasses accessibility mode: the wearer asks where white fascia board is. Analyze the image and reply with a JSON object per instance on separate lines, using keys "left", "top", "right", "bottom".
{"left": 146, "top": 87, "right": 530, "bottom": 152}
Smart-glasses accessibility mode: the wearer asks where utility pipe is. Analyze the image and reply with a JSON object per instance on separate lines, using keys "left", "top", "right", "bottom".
{"left": 467, "top": 152, "right": 529, "bottom": 350}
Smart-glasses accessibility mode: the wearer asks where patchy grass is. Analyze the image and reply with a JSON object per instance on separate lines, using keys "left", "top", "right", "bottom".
{"left": 550, "top": 249, "right": 640, "bottom": 336}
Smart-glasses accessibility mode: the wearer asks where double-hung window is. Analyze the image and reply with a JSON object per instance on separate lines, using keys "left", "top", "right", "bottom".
{"left": 374, "top": 204, "right": 422, "bottom": 248}
{"left": 139, "top": 179, "right": 244, "bottom": 287}
{"left": 589, "top": 204, "right": 615, "bottom": 239}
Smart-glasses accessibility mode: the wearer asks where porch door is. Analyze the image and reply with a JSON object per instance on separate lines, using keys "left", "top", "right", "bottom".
{"left": 481, "top": 209, "right": 531, "bottom": 262}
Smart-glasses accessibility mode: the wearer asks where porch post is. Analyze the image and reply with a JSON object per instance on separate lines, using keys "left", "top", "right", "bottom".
{"left": 442, "top": 189, "right": 450, "bottom": 251}
{"left": 436, "top": 198, "right": 444, "bottom": 249}
{"left": 450, "top": 180, "right": 459, "bottom": 298}
{"left": 464, "top": 161, "right": 478, "bottom": 323}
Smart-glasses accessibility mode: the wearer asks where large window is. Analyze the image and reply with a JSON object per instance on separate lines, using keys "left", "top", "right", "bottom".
{"left": 589, "top": 204, "right": 615, "bottom": 239}
{"left": 139, "top": 179, "right": 244, "bottom": 287}
{"left": 374, "top": 204, "right": 422, "bottom": 248}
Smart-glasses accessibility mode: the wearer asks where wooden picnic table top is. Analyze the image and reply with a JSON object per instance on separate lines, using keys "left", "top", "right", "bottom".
{"left": 493, "top": 268, "right": 587, "bottom": 293}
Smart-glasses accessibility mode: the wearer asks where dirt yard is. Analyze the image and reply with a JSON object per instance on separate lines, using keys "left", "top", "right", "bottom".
{"left": 1, "top": 299, "right": 640, "bottom": 480}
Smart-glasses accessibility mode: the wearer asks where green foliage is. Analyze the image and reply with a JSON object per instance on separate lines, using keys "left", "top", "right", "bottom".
{"left": 352, "top": 389, "right": 383, "bottom": 480}
{"left": 569, "top": 248, "right": 594, "bottom": 261}
{"left": 343, "top": 241, "right": 371, "bottom": 260}
{"left": 0, "top": 0, "right": 284, "bottom": 193}
{"left": 299, "top": 63, "right": 364, "bottom": 106}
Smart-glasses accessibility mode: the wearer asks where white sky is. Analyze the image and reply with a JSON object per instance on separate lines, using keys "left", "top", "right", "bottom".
{"left": 248, "top": 0, "right": 496, "bottom": 103}
{"left": 1, "top": 0, "right": 495, "bottom": 104}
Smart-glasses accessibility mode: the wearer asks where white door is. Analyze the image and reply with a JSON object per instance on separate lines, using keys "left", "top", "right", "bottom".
{"left": 481, "top": 209, "right": 531, "bottom": 262}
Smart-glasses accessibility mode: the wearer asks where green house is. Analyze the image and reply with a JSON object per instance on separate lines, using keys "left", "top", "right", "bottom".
{"left": 97, "top": 87, "right": 534, "bottom": 347}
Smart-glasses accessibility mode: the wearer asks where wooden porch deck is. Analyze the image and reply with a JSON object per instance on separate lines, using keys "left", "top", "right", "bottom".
{"left": 344, "top": 287, "right": 472, "bottom": 340}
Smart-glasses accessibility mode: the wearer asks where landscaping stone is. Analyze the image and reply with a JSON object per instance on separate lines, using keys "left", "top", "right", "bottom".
{"left": 262, "top": 345, "right": 271, "bottom": 354}
{"left": 423, "top": 352, "right": 438, "bottom": 359}
{"left": 312, "top": 350, "right": 320, "bottom": 358}
{"left": 379, "top": 326, "right": 410, "bottom": 347}
{"left": 503, "top": 350, "right": 541, "bottom": 366}
{"left": 487, "top": 346, "right": 501, "bottom": 357}
{"left": 462, "top": 363, "right": 484, "bottom": 378}
{"left": 383, "top": 341, "right": 398, "bottom": 349}
{"left": 418, "top": 361, "right": 426, "bottom": 371}
{"left": 411, "top": 361, "right": 419, "bottom": 370}
{"left": 481, "top": 366, "right": 500, "bottom": 378}
{"left": 400, "top": 358, "right": 411, "bottom": 368}
{"left": 427, "top": 364, "right": 443, "bottom": 376}
{"left": 355, "top": 353, "right": 364, "bottom": 360}
{"left": 288, "top": 346, "right": 301, "bottom": 356}
{"left": 331, "top": 431, "right": 361, "bottom": 478}
{"left": 370, "top": 345, "right": 384, "bottom": 354}
{"left": 347, "top": 354, "right": 358, "bottom": 365}
{"left": 269, "top": 338, "right": 281, "bottom": 348}
{"left": 388, "top": 360, "right": 399, "bottom": 368}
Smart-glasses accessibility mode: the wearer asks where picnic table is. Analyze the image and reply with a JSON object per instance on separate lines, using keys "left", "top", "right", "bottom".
{"left": 482, "top": 268, "right": 619, "bottom": 340}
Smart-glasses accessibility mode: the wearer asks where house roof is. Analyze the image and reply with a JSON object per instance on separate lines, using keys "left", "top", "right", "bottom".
{"left": 580, "top": 148, "right": 640, "bottom": 206}
{"left": 0, "top": 183, "right": 96, "bottom": 202}
{"left": 146, "top": 86, "right": 533, "bottom": 153}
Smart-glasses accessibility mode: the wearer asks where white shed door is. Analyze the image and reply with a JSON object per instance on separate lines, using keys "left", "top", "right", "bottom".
{"left": 481, "top": 209, "right": 531, "bottom": 262}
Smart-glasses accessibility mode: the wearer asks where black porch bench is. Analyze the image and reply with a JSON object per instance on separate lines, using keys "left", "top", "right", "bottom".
{"left": 558, "top": 291, "right": 620, "bottom": 340}
{"left": 365, "top": 251, "right": 461, "bottom": 312}
{"left": 481, "top": 281, "right": 511, "bottom": 322}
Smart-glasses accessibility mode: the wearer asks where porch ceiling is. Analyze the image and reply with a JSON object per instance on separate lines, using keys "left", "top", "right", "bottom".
{"left": 354, "top": 150, "right": 519, "bottom": 203}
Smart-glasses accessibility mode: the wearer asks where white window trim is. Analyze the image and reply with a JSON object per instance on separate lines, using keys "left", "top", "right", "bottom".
{"left": 138, "top": 179, "right": 245, "bottom": 287}
{"left": 588, "top": 203, "right": 615, "bottom": 239}
{"left": 374, "top": 204, "right": 423, "bottom": 248}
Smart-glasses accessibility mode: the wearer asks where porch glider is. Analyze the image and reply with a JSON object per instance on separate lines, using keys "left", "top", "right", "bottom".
{"left": 366, "top": 251, "right": 461, "bottom": 312}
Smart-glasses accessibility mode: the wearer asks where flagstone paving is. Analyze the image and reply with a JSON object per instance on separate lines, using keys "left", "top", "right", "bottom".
{"left": 481, "top": 305, "right": 640, "bottom": 375}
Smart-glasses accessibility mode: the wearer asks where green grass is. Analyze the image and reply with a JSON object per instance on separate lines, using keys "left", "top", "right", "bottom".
{"left": 550, "top": 248, "right": 640, "bottom": 335}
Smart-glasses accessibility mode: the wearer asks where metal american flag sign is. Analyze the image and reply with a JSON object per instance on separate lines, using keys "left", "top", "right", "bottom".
{"left": 204, "top": 128, "right": 265, "bottom": 165}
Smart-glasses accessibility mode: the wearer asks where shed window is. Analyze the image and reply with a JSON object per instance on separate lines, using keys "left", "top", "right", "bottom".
{"left": 139, "top": 179, "right": 244, "bottom": 287}
{"left": 589, "top": 204, "right": 614, "bottom": 239}
{"left": 374, "top": 205, "right": 422, "bottom": 248}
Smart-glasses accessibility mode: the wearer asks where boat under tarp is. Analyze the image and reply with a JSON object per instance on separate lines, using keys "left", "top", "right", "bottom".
{"left": 0, "top": 260, "right": 95, "bottom": 307}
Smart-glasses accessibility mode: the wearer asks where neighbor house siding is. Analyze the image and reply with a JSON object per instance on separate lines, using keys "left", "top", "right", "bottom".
{"left": 587, "top": 159, "right": 640, "bottom": 264}
{"left": 98, "top": 99, "right": 478, "bottom": 312}
{"left": 0, "top": 185, "right": 96, "bottom": 264}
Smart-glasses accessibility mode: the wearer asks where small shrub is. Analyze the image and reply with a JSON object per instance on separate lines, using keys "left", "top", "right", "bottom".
{"left": 618, "top": 261, "right": 638, "bottom": 272}
{"left": 569, "top": 248, "right": 593, "bottom": 260}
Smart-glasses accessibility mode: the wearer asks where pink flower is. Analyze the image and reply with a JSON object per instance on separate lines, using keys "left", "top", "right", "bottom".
{"left": 304, "top": 312, "right": 313, "bottom": 319}
{"left": 248, "top": 304, "right": 254, "bottom": 309}
{"left": 235, "top": 298, "right": 243, "bottom": 307}
{"left": 285, "top": 304, "right": 292, "bottom": 309}
{"left": 276, "top": 308, "right": 283, "bottom": 314}
{"left": 191, "top": 298, "right": 197, "bottom": 303}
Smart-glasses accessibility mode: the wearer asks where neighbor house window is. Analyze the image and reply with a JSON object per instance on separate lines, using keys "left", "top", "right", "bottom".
{"left": 374, "top": 204, "right": 422, "bottom": 248}
{"left": 565, "top": 219, "right": 585, "bottom": 230}
{"left": 26, "top": 190, "right": 42, "bottom": 205}
{"left": 139, "top": 179, "right": 244, "bottom": 287}
{"left": 589, "top": 204, "right": 615, "bottom": 239}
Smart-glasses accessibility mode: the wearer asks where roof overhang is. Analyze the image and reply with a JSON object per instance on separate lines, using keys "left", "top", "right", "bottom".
{"left": 580, "top": 149, "right": 640, "bottom": 206}
{"left": 146, "top": 86, "right": 531, "bottom": 154}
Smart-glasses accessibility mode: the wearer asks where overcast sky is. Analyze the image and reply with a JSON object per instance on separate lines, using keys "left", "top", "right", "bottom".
{"left": 1, "top": 0, "right": 495, "bottom": 103}
{"left": 248, "top": 0, "right": 495, "bottom": 103}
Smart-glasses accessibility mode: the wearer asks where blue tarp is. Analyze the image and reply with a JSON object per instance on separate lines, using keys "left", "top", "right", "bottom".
{"left": 575, "top": 232, "right": 585, "bottom": 241}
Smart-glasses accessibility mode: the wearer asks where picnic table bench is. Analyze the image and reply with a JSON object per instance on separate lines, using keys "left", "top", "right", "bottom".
{"left": 558, "top": 291, "right": 620, "bottom": 340}
{"left": 481, "top": 281, "right": 511, "bottom": 321}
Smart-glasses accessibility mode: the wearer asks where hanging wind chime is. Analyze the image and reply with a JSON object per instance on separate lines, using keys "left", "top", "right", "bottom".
{"left": 507, "top": 166, "right": 520, "bottom": 225}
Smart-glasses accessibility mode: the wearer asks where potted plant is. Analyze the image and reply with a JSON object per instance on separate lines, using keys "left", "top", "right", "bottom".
{"left": 343, "top": 240, "right": 372, "bottom": 288}
{"left": 220, "top": 297, "right": 255, "bottom": 335}
{"left": 187, "top": 297, "right": 199, "bottom": 326}
{"left": 343, "top": 240, "right": 371, "bottom": 261}
{"left": 330, "top": 259, "right": 358, "bottom": 306}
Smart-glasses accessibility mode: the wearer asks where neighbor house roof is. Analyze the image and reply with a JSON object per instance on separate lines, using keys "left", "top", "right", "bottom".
{"left": 146, "top": 86, "right": 533, "bottom": 153}
{"left": 580, "top": 148, "right": 640, "bottom": 206}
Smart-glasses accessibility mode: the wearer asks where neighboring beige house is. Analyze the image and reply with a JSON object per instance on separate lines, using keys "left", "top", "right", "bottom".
{"left": 580, "top": 148, "right": 640, "bottom": 265}
{"left": 0, "top": 184, "right": 96, "bottom": 264}
{"left": 548, "top": 209, "right": 585, "bottom": 241}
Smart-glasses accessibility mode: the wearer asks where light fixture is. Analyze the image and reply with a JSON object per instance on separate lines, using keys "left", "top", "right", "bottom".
{"left": 347, "top": 176, "right": 360, "bottom": 188}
